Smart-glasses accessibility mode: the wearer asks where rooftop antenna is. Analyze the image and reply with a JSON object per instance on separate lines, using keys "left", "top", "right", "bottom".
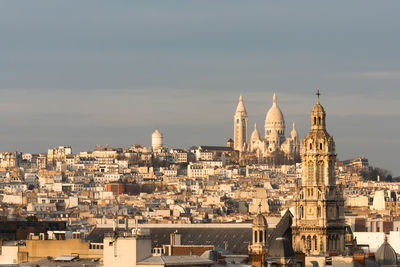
{"left": 316, "top": 88, "right": 321, "bottom": 104}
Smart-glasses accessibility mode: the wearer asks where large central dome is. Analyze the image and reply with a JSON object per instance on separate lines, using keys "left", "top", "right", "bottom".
{"left": 264, "top": 93, "right": 285, "bottom": 141}
{"left": 265, "top": 93, "right": 284, "bottom": 123}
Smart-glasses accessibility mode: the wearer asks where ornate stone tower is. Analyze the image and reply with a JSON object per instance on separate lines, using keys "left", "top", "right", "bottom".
{"left": 234, "top": 94, "right": 248, "bottom": 152}
{"left": 292, "top": 93, "right": 346, "bottom": 256}
{"left": 248, "top": 208, "right": 268, "bottom": 267}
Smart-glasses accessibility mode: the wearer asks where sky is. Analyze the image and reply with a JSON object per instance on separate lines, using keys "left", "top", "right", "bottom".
{"left": 0, "top": 1, "right": 399, "bottom": 176}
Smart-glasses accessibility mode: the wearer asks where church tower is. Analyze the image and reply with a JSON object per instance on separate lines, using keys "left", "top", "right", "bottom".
{"left": 248, "top": 207, "right": 268, "bottom": 267}
{"left": 292, "top": 92, "right": 346, "bottom": 256}
{"left": 234, "top": 94, "right": 249, "bottom": 152}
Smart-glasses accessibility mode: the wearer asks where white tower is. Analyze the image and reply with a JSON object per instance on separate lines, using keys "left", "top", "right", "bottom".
{"left": 234, "top": 94, "right": 248, "bottom": 152}
{"left": 151, "top": 129, "right": 163, "bottom": 150}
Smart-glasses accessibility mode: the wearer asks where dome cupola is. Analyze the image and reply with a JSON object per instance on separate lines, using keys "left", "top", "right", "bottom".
{"left": 290, "top": 122, "right": 298, "bottom": 139}
{"left": 375, "top": 237, "right": 398, "bottom": 266}
{"left": 265, "top": 93, "right": 285, "bottom": 143}
{"left": 251, "top": 123, "right": 261, "bottom": 141}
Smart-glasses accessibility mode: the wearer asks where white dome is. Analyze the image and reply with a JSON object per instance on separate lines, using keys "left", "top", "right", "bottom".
{"left": 290, "top": 122, "right": 298, "bottom": 138}
{"left": 265, "top": 93, "right": 284, "bottom": 123}
{"left": 152, "top": 129, "right": 163, "bottom": 150}
{"left": 152, "top": 129, "right": 163, "bottom": 138}
{"left": 251, "top": 123, "right": 260, "bottom": 141}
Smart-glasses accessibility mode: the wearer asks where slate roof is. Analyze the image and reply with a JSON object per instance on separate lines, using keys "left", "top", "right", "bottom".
{"left": 87, "top": 226, "right": 256, "bottom": 255}
{"left": 267, "top": 210, "right": 293, "bottom": 250}
{"left": 137, "top": 255, "right": 213, "bottom": 266}
{"left": 87, "top": 215, "right": 294, "bottom": 256}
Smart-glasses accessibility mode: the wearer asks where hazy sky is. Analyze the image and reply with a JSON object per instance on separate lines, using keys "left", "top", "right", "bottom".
{"left": 1, "top": 1, "right": 399, "bottom": 176}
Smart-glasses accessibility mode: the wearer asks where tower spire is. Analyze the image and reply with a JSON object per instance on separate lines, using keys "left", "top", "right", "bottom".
{"left": 273, "top": 92, "right": 277, "bottom": 105}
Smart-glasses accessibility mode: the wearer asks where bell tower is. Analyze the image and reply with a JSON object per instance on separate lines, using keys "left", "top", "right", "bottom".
{"left": 248, "top": 205, "right": 268, "bottom": 267}
{"left": 234, "top": 94, "right": 249, "bottom": 152}
{"left": 292, "top": 90, "right": 346, "bottom": 256}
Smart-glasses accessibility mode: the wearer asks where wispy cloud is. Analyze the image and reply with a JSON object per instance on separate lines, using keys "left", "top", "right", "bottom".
{"left": 359, "top": 71, "right": 400, "bottom": 79}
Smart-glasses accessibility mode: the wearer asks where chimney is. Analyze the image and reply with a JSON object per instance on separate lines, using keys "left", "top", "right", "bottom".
{"left": 170, "top": 230, "right": 181, "bottom": 246}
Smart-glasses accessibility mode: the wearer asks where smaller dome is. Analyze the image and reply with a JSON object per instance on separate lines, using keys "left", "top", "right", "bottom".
{"left": 268, "top": 237, "right": 295, "bottom": 258}
{"left": 253, "top": 213, "right": 267, "bottom": 226}
{"left": 290, "top": 122, "right": 298, "bottom": 138}
{"left": 375, "top": 238, "right": 398, "bottom": 266}
{"left": 312, "top": 103, "right": 325, "bottom": 114}
{"left": 152, "top": 129, "right": 163, "bottom": 138}
{"left": 251, "top": 123, "right": 260, "bottom": 141}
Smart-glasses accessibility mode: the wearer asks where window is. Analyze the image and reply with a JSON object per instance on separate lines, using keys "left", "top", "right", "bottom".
{"left": 308, "top": 161, "right": 314, "bottom": 184}
{"left": 318, "top": 117, "right": 321, "bottom": 125}
{"left": 320, "top": 237, "right": 324, "bottom": 251}
{"left": 317, "top": 161, "right": 324, "bottom": 184}
{"left": 314, "top": 236, "right": 318, "bottom": 251}
{"left": 314, "top": 117, "right": 316, "bottom": 125}
{"left": 307, "top": 236, "right": 312, "bottom": 251}
{"left": 320, "top": 143, "right": 323, "bottom": 150}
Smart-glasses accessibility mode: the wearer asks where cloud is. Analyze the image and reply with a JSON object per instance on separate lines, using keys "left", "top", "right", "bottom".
{"left": 359, "top": 71, "right": 400, "bottom": 79}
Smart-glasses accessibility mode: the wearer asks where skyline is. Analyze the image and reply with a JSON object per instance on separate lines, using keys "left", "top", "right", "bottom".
{"left": 1, "top": 1, "right": 399, "bottom": 175}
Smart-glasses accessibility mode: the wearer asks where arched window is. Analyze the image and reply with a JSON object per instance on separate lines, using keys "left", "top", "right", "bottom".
{"left": 308, "top": 161, "right": 314, "bottom": 184}
{"left": 307, "top": 236, "right": 312, "bottom": 251}
{"left": 320, "top": 143, "right": 323, "bottom": 150}
{"left": 254, "top": 231, "right": 258, "bottom": 243}
{"left": 236, "top": 119, "right": 239, "bottom": 124}
{"left": 317, "top": 161, "right": 324, "bottom": 184}
{"left": 320, "top": 237, "right": 324, "bottom": 251}
{"left": 314, "top": 117, "right": 316, "bottom": 125}
{"left": 310, "top": 143, "right": 312, "bottom": 149}
{"left": 313, "top": 236, "right": 318, "bottom": 251}
{"left": 259, "top": 230, "right": 263, "bottom": 242}
{"left": 318, "top": 117, "right": 321, "bottom": 125}
{"left": 317, "top": 205, "right": 321, "bottom": 217}
{"left": 300, "top": 205, "right": 304, "bottom": 218}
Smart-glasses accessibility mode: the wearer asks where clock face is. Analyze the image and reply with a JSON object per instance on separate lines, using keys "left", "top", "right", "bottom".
{"left": 307, "top": 207, "right": 314, "bottom": 215}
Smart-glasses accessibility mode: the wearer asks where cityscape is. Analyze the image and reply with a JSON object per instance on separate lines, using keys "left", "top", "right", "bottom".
{"left": 1, "top": 1, "right": 400, "bottom": 267}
